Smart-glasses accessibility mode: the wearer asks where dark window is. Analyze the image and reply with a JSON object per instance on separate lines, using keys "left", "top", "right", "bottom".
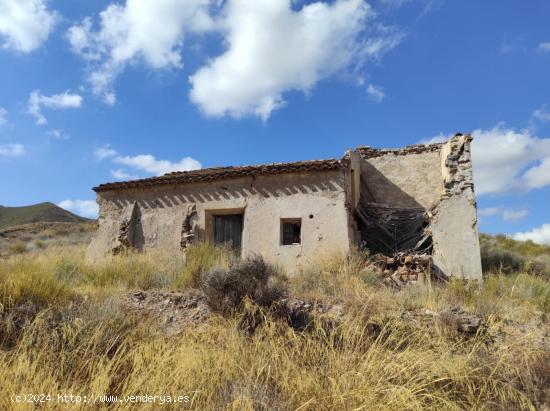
{"left": 281, "top": 219, "right": 301, "bottom": 245}
{"left": 214, "top": 214, "right": 243, "bottom": 251}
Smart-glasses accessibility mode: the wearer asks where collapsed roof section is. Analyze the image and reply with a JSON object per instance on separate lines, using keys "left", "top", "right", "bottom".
{"left": 89, "top": 134, "right": 482, "bottom": 280}
{"left": 351, "top": 134, "right": 481, "bottom": 280}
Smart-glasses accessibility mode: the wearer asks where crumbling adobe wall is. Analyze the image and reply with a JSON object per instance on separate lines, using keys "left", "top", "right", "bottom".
{"left": 356, "top": 144, "right": 444, "bottom": 209}
{"left": 430, "top": 135, "right": 482, "bottom": 280}
{"left": 86, "top": 170, "right": 352, "bottom": 272}
{"left": 353, "top": 135, "right": 482, "bottom": 280}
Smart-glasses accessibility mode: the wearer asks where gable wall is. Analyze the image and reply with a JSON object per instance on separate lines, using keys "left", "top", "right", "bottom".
{"left": 358, "top": 149, "right": 444, "bottom": 209}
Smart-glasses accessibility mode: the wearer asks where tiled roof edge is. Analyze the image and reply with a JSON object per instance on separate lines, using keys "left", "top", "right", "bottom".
{"left": 93, "top": 158, "right": 341, "bottom": 192}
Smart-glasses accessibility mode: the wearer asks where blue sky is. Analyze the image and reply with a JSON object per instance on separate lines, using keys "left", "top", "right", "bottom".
{"left": 0, "top": 0, "right": 549, "bottom": 243}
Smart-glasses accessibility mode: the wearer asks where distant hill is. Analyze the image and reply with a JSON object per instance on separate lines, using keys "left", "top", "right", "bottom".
{"left": 0, "top": 202, "right": 93, "bottom": 229}
{"left": 480, "top": 233, "right": 550, "bottom": 276}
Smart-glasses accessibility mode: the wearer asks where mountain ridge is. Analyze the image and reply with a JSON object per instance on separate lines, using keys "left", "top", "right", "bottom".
{"left": 0, "top": 202, "right": 94, "bottom": 229}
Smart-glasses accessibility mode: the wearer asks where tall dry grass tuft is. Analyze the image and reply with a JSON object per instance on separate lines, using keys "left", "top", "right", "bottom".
{"left": 176, "top": 242, "right": 233, "bottom": 288}
{"left": 0, "top": 245, "right": 547, "bottom": 410}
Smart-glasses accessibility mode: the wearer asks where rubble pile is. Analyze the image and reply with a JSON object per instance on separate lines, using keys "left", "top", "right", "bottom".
{"left": 123, "top": 289, "right": 210, "bottom": 335}
{"left": 122, "top": 290, "right": 344, "bottom": 335}
{"left": 368, "top": 253, "right": 445, "bottom": 288}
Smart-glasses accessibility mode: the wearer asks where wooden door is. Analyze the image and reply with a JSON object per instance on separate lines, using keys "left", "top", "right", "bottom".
{"left": 213, "top": 214, "right": 243, "bottom": 251}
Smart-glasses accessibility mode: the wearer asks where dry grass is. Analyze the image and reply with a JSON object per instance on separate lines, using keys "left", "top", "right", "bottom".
{"left": 0, "top": 246, "right": 548, "bottom": 410}
{"left": 0, "top": 222, "right": 96, "bottom": 257}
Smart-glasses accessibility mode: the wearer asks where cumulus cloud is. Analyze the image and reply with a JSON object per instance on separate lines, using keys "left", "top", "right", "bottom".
{"left": 513, "top": 223, "right": 550, "bottom": 245}
{"left": 470, "top": 125, "right": 550, "bottom": 195}
{"left": 424, "top": 125, "right": 550, "bottom": 195}
{"left": 537, "top": 42, "right": 550, "bottom": 53}
{"left": 28, "top": 90, "right": 83, "bottom": 125}
{"left": 189, "top": 0, "right": 399, "bottom": 120}
{"left": 366, "top": 83, "right": 385, "bottom": 102}
{"left": 66, "top": 0, "right": 214, "bottom": 103}
{"left": 57, "top": 199, "right": 99, "bottom": 219}
{"left": 69, "top": 0, "right": 400, "bottom": 116}
{"left": 0, "top": 0, "right": 58, "bottom": 52}
{"left": 522, "top": 158, "right": 550, "bottom": 189}
{"left": 95, "top": 146, "right": 201, "bottom": 176}
{"left": 478, "top": 207, "right": 528, "bottom": 221}
{"left": 94, "top": 146, "right": 117, "bottom": 160}
{"left": 0, "top": 106, "right": 6, "bottom": 125}
{"left": 0, "top": 143, "right": 25, "bottom": 157}
{"left": 113, "top": 154, "right": 201, "bottom": 175}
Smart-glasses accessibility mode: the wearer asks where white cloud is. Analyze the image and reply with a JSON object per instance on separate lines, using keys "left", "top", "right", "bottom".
{"left": 189, "top": 0, "right": 398, "bottom": 120}
{"left": 66, "top": 0, "right": 214, "bottom": 103}
{"left": 94, "top": 146, "right": 117, "bottom": 159}
{"left": 113, "top": 154, "right": 201, "bottom": 175}
{"left": 477, "top": 207, "right": 500, "bottom": 217}
{"left": 501, "top": 209, "right": 529, "bottom": 221}
{"left": 69, "top": 0, "right": 400, "bottom": 116}
{"left": 478, "top": 207, "right": 528, "bottom": 221}
{"left": 95, "top": 146, "right": 202, "bottom": 176}
{"left": 0, "top": 143, "right": 25, "bottom": 157}
{"left": 471, "top": 125, "right": 550, "bottom": 195}
{"left": 537, "top": 42, "right": 550, "bottom": 53}
{"left": 366, "top": 83, "right": 385, "bottom": 102}
{"left": 422, "top": 125, "right": 550, "bottom": 195}
{"left": 419, "top": 134, "right": 447, "bottom": 145}
{"left": 57, "top": 199, "right": 99, "bottom": 219}
{"left": 0, "top": 106, "right": 6, "bottom": 125}
{"left": 0, "top": 0, "right": 58, "bottom": 52}
{"left": 110, "top": 169, "right": 137, "bottom": 180}
{"left": 28, "top": 90, "right": 83, "bottom": 125}
{"left": 532, "top": 105, "right": 550, "bottom": 123}
{"left": 522, "top": 158, "right": 550, "bottom": 189}
{"left": 46, "top": 129, "right": 70, "bottom": 140}
{"left": 513, "top": 223, "right": 550, "bottom": 245}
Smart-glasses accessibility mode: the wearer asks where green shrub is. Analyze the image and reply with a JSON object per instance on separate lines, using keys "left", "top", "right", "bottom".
{"left": 200, "top": 255, "right": 287, "bottom": 314}
{"left": 480, "top": 234, "right": 550, "bottom": 276}
{"left": 7, "top": 242, "right": 26, "bottom": 255}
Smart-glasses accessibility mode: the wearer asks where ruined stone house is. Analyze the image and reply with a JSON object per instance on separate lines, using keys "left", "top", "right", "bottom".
{"left": 87, "top": 134, "right": 482, "bottom": 280}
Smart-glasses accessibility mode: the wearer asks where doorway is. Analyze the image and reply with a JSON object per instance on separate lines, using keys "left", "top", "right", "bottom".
{"left": 213, "top": 213, "right": 243, "bottom": 252}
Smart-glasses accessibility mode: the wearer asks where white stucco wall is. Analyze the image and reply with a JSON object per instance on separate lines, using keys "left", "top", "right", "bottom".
{"left": 432, "top": 135, "right": 482, "bottom": 280}
{"left": 87, "top": 170, "right": 351, "bottom": 272}
{"left": 431, "top": 189, "right": 482, "bottom": 280}
{"left": 88, "top": 137, "right": 483, "bottom": 281}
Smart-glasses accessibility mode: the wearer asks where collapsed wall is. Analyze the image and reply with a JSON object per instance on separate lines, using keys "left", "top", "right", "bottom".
{"left": 87, "top": 135, "right": 482, "bottom": 280}
{"left": 352, "top": 134, "right": 482, "bottom": 280}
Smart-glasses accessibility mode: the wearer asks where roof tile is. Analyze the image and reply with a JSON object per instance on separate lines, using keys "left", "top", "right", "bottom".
{"left": 93, "top": 159, "right": 341, "bottom": 192}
